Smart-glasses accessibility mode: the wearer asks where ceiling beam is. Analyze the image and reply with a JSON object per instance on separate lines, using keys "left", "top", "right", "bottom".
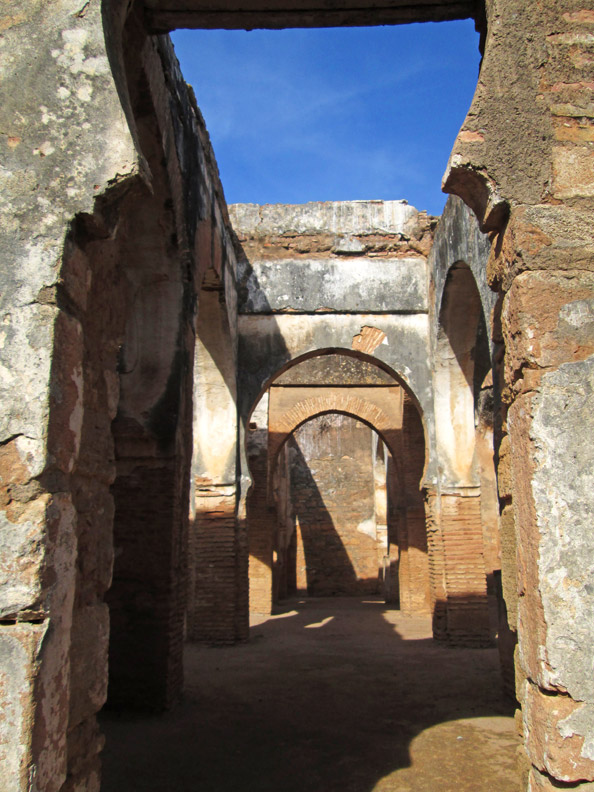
{"left": 144, "top": 1, "right": 477, "bottom": 32}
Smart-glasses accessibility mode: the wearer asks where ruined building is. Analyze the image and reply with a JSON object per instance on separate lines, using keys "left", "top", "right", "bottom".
{"left": 1, "top": 1, "right": 593, "bottom": 791}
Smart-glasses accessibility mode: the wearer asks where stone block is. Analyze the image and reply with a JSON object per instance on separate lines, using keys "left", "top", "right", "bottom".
{"left": 59, "top": 761, "right": 101, "bottom": 792}
{"left": 0, "top": 622, "right": 47, "bottom": 792}
{"left": 530, "top": 358, "right": 594, "bottom": 703}
{"left": 66, "top": 716, "right": 104, "bottom": 780}
{"left": 510, "top": 359, "right": 594, "bottom": 789}
{"left": 47, "top": 311, "right": 84, "bottom": 476}
{"left": 0, "top": 304, "right": 55, "bottom": 483}
{"left": 503, "top": 271, "right": 594, "bottom": 383}
{"left": 525, "top": 684, "right": 594, "bottom": 783}
{"left": 488, "top": 205, "right": 594, "bottom": 291}
{"left": 0, "top": 492, "right": 49, "bottom": 619}
{"left": 68, "top": 605, "right": 109, "bottom": 729}
{"left": 230, "top": 200, "right": 419, "bottom": 238}
{"left": 499, "top": 504, "right": 518, "bottom": 632}
{"left": 72, "top": 479, "right": 114, "bottom": 602}
{"left": 60, "top": 243, "right": 91, "bottom": 314}
{"left": 508, "top": 392, "right": 548, "bottom": 687}
{"left": 497, "top": 434, "right": 513, "bottom": 500}
{"left": 237, "top": 255, "right": 428, "bottom": 314}
{"left": 554, "top": 118, "right": 594, "bottom": 142}
{"left": 552, "top": 145, "right": 594, "bottom": 199}
{"left": 0, "top": 488, "right": 76, "bottom": 622}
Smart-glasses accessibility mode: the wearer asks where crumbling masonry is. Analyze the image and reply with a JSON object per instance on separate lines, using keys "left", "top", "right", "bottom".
{"left": 1, "top": 1, "right": 593, "bottom": 791}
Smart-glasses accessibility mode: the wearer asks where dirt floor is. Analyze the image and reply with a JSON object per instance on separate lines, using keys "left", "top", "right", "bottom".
{"left": 100, "top": 597, "right": 519, "bottom": 792}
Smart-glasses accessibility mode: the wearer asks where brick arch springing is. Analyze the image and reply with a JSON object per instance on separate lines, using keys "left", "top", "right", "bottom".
{"left": 247, "top": 347, "right": 426, "bottom": 423}
{"left": 269, "top": 395, "right": 400, "bottom": 466}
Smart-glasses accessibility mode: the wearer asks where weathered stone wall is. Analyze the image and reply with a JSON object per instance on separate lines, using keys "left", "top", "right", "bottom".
{"left": 0, "top": 4, "right": 240, "bottom": 788}
{"left": 0, "top": 2, "right": 136, "bottom": 787}
{"left": 444, "top": 1, "right": 594, "bottom": 786}
{"left": 231, "top": 200, "right": 437, "bottom": 444}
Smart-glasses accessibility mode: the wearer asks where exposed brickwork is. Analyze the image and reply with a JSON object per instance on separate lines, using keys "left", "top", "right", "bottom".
{"left": 108, "top": 460, "right": 185, "bottom": 707}
{"left": 231, "top": 203, "right": 436, "bottom": 262}
{"left": 268, "top": 385, "right": 404, "bottom": 464}
{"left": 424, "top": 492, "right": 448, "bottom": 640}
{"left": 352, "top": 325, "right": 387, "bottom": 354}
{"left": 188, "top": 490, "right": 243, "bottom": 643}
{"left": 255, "top": 380, "right": 432, "bottom": 614}
{"left": 440, "top": 494, "right": 491, "bottom": 646}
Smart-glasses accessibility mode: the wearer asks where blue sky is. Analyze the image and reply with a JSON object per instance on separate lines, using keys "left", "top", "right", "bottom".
{"left": 171, "top": 22, "right": 480, "bottom": 216}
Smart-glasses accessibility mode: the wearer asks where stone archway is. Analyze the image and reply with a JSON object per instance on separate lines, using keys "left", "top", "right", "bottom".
{"left": 245, "top": 351, "right": 432, "bottom": 623}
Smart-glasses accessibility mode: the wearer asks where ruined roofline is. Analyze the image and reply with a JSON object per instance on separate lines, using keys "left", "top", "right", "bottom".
{"left": 228, "top": 199, "right": 438, "bottom": 238}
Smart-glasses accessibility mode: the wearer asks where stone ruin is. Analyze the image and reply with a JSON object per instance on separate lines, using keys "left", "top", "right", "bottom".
{"left": 1, "top": 1, "right": 593, "bottom": 790}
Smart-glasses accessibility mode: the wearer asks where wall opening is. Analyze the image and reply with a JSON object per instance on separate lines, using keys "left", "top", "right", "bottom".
{"left": 244, "top": 350, "right": 432, "bottom": 621}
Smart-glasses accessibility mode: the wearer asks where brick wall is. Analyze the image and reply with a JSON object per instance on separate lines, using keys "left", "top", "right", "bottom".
{"left": 188, "top": 489, "right": 246, "bottom": 643}
{"left": 440, "top": 494, "right": 491, "bottom": 646}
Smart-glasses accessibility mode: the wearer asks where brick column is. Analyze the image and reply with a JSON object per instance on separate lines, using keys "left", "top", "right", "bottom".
{"left": 440, "top": 492, "right": 491, "bottom": 646}
{"left": 188, "top": 486, "right": 243, "bottom": 643}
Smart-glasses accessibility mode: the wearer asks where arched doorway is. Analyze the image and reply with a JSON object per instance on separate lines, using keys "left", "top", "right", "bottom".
{"left": 244, "top": 350, "right": 432, "bottom": 625}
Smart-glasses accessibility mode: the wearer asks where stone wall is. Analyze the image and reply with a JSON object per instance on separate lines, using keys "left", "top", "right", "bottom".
{"left": 231, "top": 199, "right": 437, "bottom": 440}
{"left": 0, "top": 6, "right": 240, "bottom": 788}
{"left": 443, "top": 2, "right": 594, "bottom": 785}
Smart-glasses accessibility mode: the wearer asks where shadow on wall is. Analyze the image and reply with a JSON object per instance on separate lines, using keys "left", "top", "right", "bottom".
{"left": 288, "top": 415, "right": 379, "bottom": 597}
{"left": 100, "top": 597, "right": 517, "bottom": 792}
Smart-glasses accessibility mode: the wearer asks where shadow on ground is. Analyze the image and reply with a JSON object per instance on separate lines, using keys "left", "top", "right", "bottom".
{"left": 100, "top": 597, "right": 517, "bottom": 792}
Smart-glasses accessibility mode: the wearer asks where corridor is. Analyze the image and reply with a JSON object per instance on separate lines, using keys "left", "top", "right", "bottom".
{"left": 101, "top": 598, "right": 517, "bottom": 792}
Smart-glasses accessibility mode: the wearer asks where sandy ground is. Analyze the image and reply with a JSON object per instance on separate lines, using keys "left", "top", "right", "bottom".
{"left": 100, "top": 597, "right": 518, "bottom": 792}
